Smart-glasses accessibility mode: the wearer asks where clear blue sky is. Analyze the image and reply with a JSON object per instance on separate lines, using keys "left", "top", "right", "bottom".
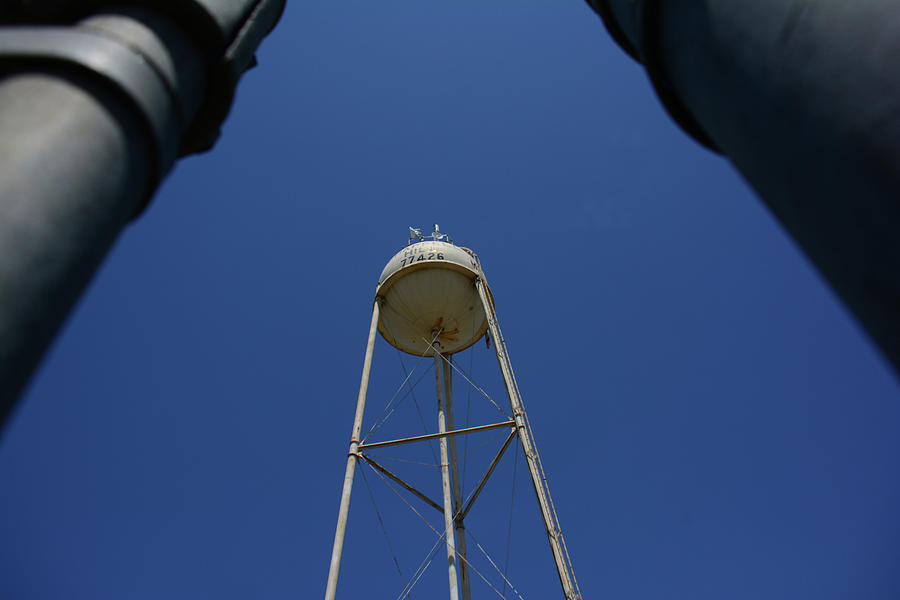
{"left": 2, "top": 1, "right": 899, "bottom": 598}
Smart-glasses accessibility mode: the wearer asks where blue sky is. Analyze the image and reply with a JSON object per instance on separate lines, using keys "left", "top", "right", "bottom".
{"left": 2, "top": 1, "right": 899, "bottom": 598}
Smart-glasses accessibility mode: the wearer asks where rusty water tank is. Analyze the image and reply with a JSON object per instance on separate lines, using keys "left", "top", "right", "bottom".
{"left": 376, "top": 240, "right": 491, "bottom": 356}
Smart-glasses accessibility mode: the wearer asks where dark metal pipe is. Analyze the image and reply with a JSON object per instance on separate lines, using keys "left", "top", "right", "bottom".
{"left": 586, "top": 0, "right": 900, "bottom": 373}
{"left": 0, "top": 67, "right": 154, "bottom": 425}
{"left": 0, "top": 1, "right": 285, "bottom": 429}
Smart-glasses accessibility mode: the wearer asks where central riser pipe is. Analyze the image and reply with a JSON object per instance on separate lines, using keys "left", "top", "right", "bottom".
{"left": 443, "top": 355, "right": 472, "bottom": 600}
{"left": 434, "top": 340, "right": 461, "bottom": 600}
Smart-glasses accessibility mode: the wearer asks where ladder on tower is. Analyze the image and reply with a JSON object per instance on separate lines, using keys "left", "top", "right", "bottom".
{"left": 475, "top": 276, "right": 583, "bottom": 600}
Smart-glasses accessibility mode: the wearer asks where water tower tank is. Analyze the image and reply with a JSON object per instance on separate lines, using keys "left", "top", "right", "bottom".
{"left": 376, "top": 240, "right": 491, "bottom": 356}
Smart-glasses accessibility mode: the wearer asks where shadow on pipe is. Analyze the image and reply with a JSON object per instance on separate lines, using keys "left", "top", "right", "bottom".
{"left": 0, "top": 1, "right": 286, "bottom": 430}
{"left": 585, "top": 0, "right": 900, "bottom": 375}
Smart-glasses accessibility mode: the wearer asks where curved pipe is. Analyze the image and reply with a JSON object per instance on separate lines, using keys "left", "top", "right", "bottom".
{"left": 586, "top": 0, "right": 900, "bottom": 374}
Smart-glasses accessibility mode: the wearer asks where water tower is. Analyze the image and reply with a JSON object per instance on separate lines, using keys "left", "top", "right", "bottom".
{"left": 324, "top": 226, "right": 581, "bottom": 600}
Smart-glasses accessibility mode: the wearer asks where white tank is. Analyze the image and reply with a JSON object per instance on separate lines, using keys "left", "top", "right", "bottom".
{"left": 376, "top": 240, "right": 491, "bottom": 356}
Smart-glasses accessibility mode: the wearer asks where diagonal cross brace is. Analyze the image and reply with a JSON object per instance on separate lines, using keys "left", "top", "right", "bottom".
{"left": 359, "top": 454, "right": 444, "bottom": 515}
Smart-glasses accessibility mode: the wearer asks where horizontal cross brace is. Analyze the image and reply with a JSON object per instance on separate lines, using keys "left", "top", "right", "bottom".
{"left": 357, "top": 420, "right": 516, "bottom": 451}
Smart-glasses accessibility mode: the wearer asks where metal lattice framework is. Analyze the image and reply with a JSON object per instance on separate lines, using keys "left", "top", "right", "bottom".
{"left": 325, "top": 237, "right": 581, "bottom": 600}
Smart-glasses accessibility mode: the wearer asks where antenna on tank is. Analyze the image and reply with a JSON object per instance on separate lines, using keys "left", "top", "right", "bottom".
{"left": 431, "top": 223, "right": 447, "bottom": 242}
{"left": 408, "top": 227, "right": 424, "bottom": 244}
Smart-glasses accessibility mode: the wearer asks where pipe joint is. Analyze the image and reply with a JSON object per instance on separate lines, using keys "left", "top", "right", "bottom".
{"left": 1, "top": 0, "right": 287, "bottom": 155}
{"left": 0, "top": 21, "right": 188, "bottom": 190}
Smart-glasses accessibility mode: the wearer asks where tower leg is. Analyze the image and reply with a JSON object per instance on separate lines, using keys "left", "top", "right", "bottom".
{"left": 324, "top": 299, "right": 381, "bottom": 600}
{"left": 475, "top": 279, "right": 581, "bottom": 600}
{"left": 433, "top": 340, "right": 461, "bottom": 600}
{"left": 443, "top": 355, "right": 472, "bottom": 600}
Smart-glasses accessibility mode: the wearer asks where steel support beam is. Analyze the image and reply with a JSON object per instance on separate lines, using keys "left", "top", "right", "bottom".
{"left": 325, "top": 299, "right": 381, "bottom": 600}
{"left": 476, "top": 278, "right": 582, "bottom": 600}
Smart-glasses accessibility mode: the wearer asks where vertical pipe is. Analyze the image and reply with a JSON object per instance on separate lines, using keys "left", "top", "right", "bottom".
{"left": 443, "top": 355, "right": 472, "bottom": 600}
{"left": 585, "top": 0, "right": 900, "bottom": 373}
{"left": 0, "top": 3, "right": 271, "bottom": 428}
{"left": 475, "top": 278, "right": 579, "bottom": 599}
{"left": 0, "top": 69, "right": 152, "bottom": 423}
{"left": 324, "top": 299, "right": 381, "bottom": 600}
{"left": 434, "top": 340, "right": 461, "bottom": 600}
